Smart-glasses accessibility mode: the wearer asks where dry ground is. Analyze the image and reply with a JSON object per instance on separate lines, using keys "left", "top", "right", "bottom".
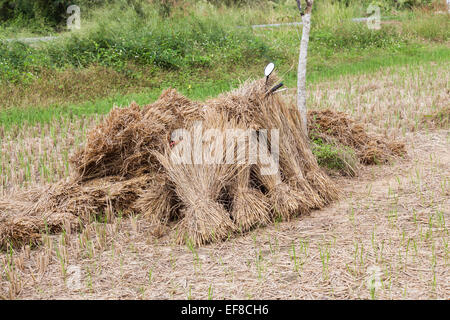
{"left": 0, "top": 61, "right": 449, "bottom": 299}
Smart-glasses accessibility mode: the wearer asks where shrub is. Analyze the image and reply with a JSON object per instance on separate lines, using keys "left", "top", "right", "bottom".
{"left": 0, "top": 0, "right": 72, "bottom": 27}
{"left": 311, "top": 137, "right": 358, "bottom": 176}
{"left": 0, "top": 3, "right": 273, "bottom": 82}
{"left": 332, "top": 0, "right": 434, "bottom": 9}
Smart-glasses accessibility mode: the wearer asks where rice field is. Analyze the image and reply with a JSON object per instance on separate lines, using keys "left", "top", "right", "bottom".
{"left": 1, "top": 61, "right": 447, "bottom": 194}
{"left": 0, "top": 59, "right": 448, "bottom": 299}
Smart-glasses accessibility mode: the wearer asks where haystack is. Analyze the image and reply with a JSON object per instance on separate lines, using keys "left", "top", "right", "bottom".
{"left": 210, "top": 76, "right": 338, "bottom": 218}
{"left": 3, "top": 73, "right": 406, "bottom": 249}
{"left": 154, "top": 109, "right": 244, "bottom": 245}
{"left": 0, "top": 174, "right": 157, "bottom": 248}
{"left": 231, "top": 166, "right": 271, "bottom": 232}
{"left": 70, "top": 90, "right": 204, "bottom": 181}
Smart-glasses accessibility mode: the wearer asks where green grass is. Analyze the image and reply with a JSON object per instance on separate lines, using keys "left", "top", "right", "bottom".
{"left": 0, "top": 1, "right": 275, "bottom": 83}
{"left": 1, "top": 41, "right": 448, "bottom": 131}
{"left": 0, "top": 0, "right": 449, "bottom": 130}
{"left": 0, "top": 76, "right": 244, "bottom": 130}
{"left": 293, "top": 43, "right": 450, "bottom": 84}
{"left": 311, "top": 137, "right": 358, "bottom": 176}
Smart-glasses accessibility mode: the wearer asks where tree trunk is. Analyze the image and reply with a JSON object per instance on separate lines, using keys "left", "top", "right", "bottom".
{"left": 297, "top": 0, "right": 313, "bottom": 136}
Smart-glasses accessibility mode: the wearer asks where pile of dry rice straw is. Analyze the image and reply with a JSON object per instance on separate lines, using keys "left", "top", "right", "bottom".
{"left": 0, "top": 75, "right": 405, "bottom": 248}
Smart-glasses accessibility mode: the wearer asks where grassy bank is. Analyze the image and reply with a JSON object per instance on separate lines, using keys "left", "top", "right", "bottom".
{"left": 0, "top": 0, "right": 448, "bottom": 121}
{"left": 1, "top": 42, "right": 448, "bottom": 131}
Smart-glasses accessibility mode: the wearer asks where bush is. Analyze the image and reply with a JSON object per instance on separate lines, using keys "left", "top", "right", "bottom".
{"left": 393, "top": 0, "right": 434, "bottom": 9}
{"left": 0, "top": 3, "right": 273, "bottom": 82}
{"left": 0, "top": 0, "right": 72, "bottom": 27}
{"left": 311, "top": 138, "right": 358, "bottom": 176}
{"left": 403, "top": 12, "right": 449, "bottom": 42}
{"left": 0, "top": 0, "right": 123, "bottom": 27}
{"left": 311, "top": 23, "right": 403, "bottom": 50}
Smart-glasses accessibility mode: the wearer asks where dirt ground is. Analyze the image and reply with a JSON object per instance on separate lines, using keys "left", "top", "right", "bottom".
{"left": 1, "top": 128, "right": 448, "bottom": 300}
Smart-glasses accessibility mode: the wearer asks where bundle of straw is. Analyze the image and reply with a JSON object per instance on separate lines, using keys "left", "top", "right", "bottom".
{"left": 0, "top": 174, "right": 156, "bottom": 248}
{"left": 1, "top": 74, "right": 363, "bottom": 249}
{"left": 0, "top": 211, "right": 78, "bottom": 249}
{"left": 133, "top": 174, "right": 178, "bottom": 237}
{"left": 308, "top": 109, "right": 406, "bottom": 165}
{"left": 155, "top": 110, "right": 246, "bottom": 245}
{"left": 71, "top": 90, "right": 203, "bottom": 181}
{"left": 258, "top": 96, "right": 326, "bottom": 212}
{"left": 273, "top": 96, "right": 338, "bottom": 205}
{"left": 209, "top": 75, "right": 338, "bottom": 217}
{"left": 231, "top": 165, "right": 271, "bottom": 232}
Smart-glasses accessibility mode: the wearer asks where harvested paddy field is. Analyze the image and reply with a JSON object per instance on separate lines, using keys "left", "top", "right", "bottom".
{"left": 0, "top": 61, "right": 448, "bottom": 299}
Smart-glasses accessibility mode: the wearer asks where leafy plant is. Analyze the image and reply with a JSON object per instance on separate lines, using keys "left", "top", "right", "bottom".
{"left": 311, "top": 137, "right": 358, "bottom": 176}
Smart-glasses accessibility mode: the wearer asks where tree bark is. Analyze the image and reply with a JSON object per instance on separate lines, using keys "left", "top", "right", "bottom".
{"left": 297, "top": 0, "right": 313, "bottom": 136}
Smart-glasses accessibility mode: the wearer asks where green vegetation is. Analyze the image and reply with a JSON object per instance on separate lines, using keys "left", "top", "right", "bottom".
{"left": 0, "top": 0, "right": 448, "bottom": 124}
{"left": 311, "top": 137, "right": 358, "bottom": 176}
{"left": 1, "top": 44, "right": 448, "bottom": 131}
{"left": 0, "top": 4, "right": 272, "bottom": 83}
